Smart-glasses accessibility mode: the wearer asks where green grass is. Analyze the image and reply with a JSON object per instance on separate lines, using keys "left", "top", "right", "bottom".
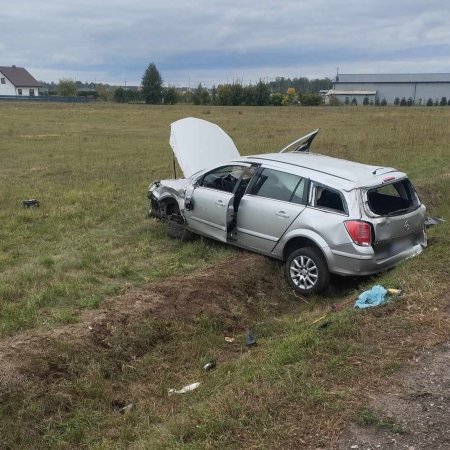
{"left": 0, "top": 103, "right": 449, "bottom": 449}
{"left": 357, "top": 408, "right": 407, "bottom": 434}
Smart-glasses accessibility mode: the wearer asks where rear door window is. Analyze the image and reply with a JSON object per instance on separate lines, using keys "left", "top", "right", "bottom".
{"left": 367, "top": 179, "right": 419, "bottom": 215}
{"left": 250, "top": 168, "right": 307, "bottom": 204}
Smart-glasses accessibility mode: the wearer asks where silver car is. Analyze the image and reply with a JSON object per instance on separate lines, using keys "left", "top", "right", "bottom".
{"left": 148, "top": 118, "right": 427, "bottom": 294}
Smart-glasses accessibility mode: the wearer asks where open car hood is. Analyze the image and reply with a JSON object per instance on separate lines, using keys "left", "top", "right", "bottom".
{"left": 169, "top": 117, "right": 240, "bottom": 178}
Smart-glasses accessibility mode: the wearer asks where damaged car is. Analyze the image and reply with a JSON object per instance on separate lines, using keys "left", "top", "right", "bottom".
{"left": 148, "top": 117, "right": 427, "bottom": 294}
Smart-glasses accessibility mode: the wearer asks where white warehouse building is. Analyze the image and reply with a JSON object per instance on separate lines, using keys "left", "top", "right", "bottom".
{"left": 330, "top": 73, "right": 450, "bottom": 105}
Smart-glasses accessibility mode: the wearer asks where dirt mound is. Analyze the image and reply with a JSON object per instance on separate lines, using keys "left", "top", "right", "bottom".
{"left": 0, "top": 253, "right": 294, "bottom": 398}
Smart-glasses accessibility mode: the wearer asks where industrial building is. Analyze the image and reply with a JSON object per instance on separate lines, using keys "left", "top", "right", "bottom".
{"left": 328, "top": 73, "right": 450, "bottom": 105}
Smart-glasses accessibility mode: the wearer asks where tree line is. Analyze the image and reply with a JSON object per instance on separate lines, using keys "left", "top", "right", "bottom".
{"left": 43, "top": 63, "right": 329, "bottom": 106}
{"left": 134, "top": 63, "right": 328, "bottom": 106}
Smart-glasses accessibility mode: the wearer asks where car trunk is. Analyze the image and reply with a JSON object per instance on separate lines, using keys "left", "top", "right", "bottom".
{"left": 362, "top": 178, "right": 426, "bottom": 260}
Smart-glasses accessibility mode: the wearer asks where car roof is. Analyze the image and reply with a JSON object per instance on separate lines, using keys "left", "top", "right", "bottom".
{"left": 238, "top": 152, "right": 405, "bottom": 191}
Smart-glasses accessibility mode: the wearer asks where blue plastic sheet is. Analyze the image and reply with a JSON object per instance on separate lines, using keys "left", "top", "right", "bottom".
{"left": 354, "top": 285, "right": 388, "bottom": 309}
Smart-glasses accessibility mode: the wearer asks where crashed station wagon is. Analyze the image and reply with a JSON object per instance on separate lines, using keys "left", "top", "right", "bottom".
{"left": 148, "top": 118, "right": 427, "bottom": 294}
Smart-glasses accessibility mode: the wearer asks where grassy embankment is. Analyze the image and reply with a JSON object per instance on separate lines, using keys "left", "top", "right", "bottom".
{"left": 0, "top": 103, "right": 449, "bottom": 448}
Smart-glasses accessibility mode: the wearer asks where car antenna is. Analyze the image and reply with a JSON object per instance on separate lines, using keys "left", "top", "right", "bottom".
{"left": 279, "top": 129, "right": 319, "bottom": 153}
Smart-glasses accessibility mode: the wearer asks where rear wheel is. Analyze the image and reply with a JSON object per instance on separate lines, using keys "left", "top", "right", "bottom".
{"left": 285, "top": 247, "right": 330, "bottom": 295}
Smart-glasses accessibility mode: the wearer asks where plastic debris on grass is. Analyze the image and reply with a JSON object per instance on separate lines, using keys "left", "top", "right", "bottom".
{"left": 168, "top": 382, "right": 201, "bottom": 396}
{"left": 354, "top": 285, "right": 403, "bottom": 309}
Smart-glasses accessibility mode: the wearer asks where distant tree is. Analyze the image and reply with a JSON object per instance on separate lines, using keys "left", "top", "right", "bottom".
{"left": 363, "top": 96, "right": 369, "bottom": 105}
{"left": 211, "top": 85, "right": 217, "bottom": 105}
{"left": 270, "top": 93, "right": 284, "bottom": 106}
{"left": 254, "top": 79, "right": 270, "bottom": 106}
{"left": 344, "top": 96, "right": 350, "bottom": 105}
{"left": 57, "top": 78, "right": 77, "bottom": 96}
{"left": 426, "top": 97, "right": 434, "bottom": 106}
{"left": 375, "top": 96, "right": 380, "bottom": 106}
{"left": 229, "top": 83, "right": 244, "bottom": 105}
{"left": 283, "top": 87, "right": 297, "bottom": 105}
{"left": 381, "top": 98, "right": 387, "bottom": 106}
{"left": 328, "top": 94, "right": 341, "bottom": 106}
{"left": 369, "top": 99, "right": 374, "bottom": 106}
{"left": 448, "top": 98, "right": 450, "bottom": 106}
{"left": 96, "top": 83, "right": 111, "bottom": 101}
{"left": 200, "top": 87, "right": 210, "bottom": 105}
{"left": 440, "top": 96, "right": 447, "bottom": 106}
{"left": 113, "top": 87, "right": 126, "bottom": 103}
{"left": 217, "top": 84, "right": 231, "bottom": 105}
{"left": 400, "top": 97, "right": 407, "bottom": 106}
{"left": 351, "top": 97, "right": 358, "bottom": 106}
{"left": 164, "top": 87, "right": 178, "bottom": 104}
{"left": 434, "top": 98, "right": 439, "bottom": 106}
{"left": 406, "top": 97, "right": 414, "bottom": 106}
{"left": 394, "top": 97, "right": 400, "bottom": 105}
{"left": 192, "top": 84, "right": 202, "bottom": 105}
{"left": 242, "top": 85, "right": 256, "bottom": 106}
{"left": 142, "top": 63, "right": 163, "bottom": 104}
{"left": 299, "top": 93, "right": 322, "bottom": 106}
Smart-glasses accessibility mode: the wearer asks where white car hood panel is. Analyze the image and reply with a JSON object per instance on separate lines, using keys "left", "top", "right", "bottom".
{"left": 170, "top": 117, "right": 240, "bottom": 178}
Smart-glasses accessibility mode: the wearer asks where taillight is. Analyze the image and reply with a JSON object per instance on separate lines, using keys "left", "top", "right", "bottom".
{"left": 344, "top": 220, "right": 372, "bottom": 246}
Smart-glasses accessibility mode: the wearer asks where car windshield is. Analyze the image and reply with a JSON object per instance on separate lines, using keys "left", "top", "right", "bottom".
{"left": 367, "top": 178, "right": 420, "bottom": 216}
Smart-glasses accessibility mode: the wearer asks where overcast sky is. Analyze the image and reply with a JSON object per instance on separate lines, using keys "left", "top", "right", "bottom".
{"left": 2, "top": 0, "right": 450, "bottom": 87}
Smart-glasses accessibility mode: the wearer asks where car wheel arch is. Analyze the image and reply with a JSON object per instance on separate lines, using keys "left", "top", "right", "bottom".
{"left": 282, "top": 236, "right": 327, "bottom": 263}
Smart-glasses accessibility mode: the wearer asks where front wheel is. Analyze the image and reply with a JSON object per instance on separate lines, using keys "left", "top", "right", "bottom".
{"left": 284, "top": 247, "right": 330, "bottom": 295}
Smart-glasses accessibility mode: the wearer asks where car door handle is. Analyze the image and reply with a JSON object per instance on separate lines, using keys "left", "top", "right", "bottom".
{"left": 215, "top": 200, "right": 226, "bottom": 207}
{"left": 275, "top": 211, "right": 290, "bottom": 219}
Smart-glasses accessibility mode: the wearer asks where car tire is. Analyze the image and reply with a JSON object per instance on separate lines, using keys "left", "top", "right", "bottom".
{"left": 285, "top": 247, "right": 330, "bottom": 295}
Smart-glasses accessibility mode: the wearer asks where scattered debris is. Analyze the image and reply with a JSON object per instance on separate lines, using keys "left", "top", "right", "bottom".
{"left": 355, "top": 285, "right": 388, "bottom": 309}
{"left": 387, "top": 288, "right": 403, "bottom": 297}
{"left": 245, "top": 330, "right": 257, "bottom": 347}
{"left": 119, "top": 403, "right": 134, "bottom": 414}
{"left": 312, "top": 314, "right": 327, "bottom": 324}
{"left": 318, "top": 320, "right": 332, "bottom": 329}
{"left": 331, "top": 303, "right": 343, "bottom": 313}
{"left": 22, "top": 199, "right": 40, "bottom": 208}
{"left": 168, "top": 382, "right": 201, "bottom": 396}
{"left": 112, "top": 400, "right": 134, "bottom": 414}
{"left": 203, "top": 361, "right": 216, "bottom": 371}
{"left": 425, "top": 216, "right": 445, "bottom": 228}
{"left": 354, "top": 285, "right": 403, "bottom": 309}
{"left": 224, "top": 336, "right": 234, "bottom": 343}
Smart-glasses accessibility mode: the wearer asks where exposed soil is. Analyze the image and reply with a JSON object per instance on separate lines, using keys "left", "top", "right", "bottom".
{"left": 334, "top": 341, "right": 450, "bottom": 450}
{"left": 0, "top": 252, "right": 299, "bottom": 398}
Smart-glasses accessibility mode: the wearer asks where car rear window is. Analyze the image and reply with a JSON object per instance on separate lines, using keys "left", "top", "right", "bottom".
{"left": 251, "top": 168, "right": 307, "bottom": 204}
{"left": 367, "top": 178, "right": 420, "bottom": 216}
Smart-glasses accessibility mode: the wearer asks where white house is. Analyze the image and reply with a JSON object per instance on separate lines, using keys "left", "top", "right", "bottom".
{"left": 0, "top": 65, "right": 41, "bottom": 96}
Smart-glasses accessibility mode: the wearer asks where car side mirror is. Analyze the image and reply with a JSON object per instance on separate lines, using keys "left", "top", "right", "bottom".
{"left": 185, "top": 197, "right": 194, "bottom": 211}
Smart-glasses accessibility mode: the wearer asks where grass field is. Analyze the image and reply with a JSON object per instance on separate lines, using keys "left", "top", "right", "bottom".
{"left": 0, "top": 102, "right": 449, "bottom": 449}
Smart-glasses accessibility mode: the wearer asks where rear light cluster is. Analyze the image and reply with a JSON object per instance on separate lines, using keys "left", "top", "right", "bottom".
{"left": 344, "top": 220, "right": 372, "bottom": 246}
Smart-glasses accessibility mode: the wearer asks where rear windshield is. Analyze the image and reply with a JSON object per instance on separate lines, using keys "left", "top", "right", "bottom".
{"left": 367, "top": 178, "right": 420, "bottom": 216}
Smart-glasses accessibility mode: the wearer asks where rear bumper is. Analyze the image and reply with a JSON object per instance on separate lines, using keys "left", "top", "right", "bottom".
{"left": 327, "top": 241, "right": 425, "bottom": 276}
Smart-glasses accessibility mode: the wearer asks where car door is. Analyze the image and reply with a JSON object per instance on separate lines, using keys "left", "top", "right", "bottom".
{"left": 235, "top": 167, "right": 309, "bottom": 253}
{"left": 184, "top": 165, "right": 247, "bottom": 242}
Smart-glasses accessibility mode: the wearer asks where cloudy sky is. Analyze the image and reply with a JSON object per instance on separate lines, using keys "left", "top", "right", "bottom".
{"left": 2, "top": 0, "right": 450, "bottom": 86}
